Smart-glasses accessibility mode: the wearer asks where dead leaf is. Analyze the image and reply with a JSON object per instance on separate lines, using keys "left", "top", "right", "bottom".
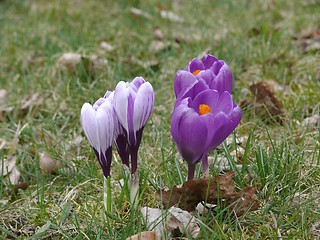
{"left": 301, "top": 114, "right": 319, "bottom": 128}
{"left": 13, "top": 181, "right": 29, "bottom": 194}
{"left": 0, "top": 155, "right": 17, "bottom": 176}
{"left": 157, "top": 172, "right": 259, "bottom": 217}
{"left": 39, "top": 152, "right": 61, "bottom": 174}
{"left": 0, "top": 89, "right": 7, "bottom": 106}
{"left": 130, "top": 8, "right": 152, "bottom": 19}
{"left": 249, "top": 81, "right": 284, "bottom": 123}
{"left": 149, "top": 40, "right": 175, "bottom": 54}
{"left": 99, "top": 41, "right": 114, "bottom": 53}
{"left": 124, "top": 55, "right": 159, "bottom": 70}
{"left": 58, "top": 53, "right": 107, "bottom": 76}
{"left": 20, "top": 93, "right": 42, "bottom": 118}
{"left": 310, "top": 222, "right": 320, "bottom": 238}
{"left": 160, "top": 10, "right": 184, "bottom": 23}
{"left": 0, "top": 199, "right": 9, "bottom": 205}
{"left": 167, "top": 207, "right": 200, "bottom": 238}
{"left": 9, "top": 166, "right": 21, "bottom": 185}
{"left": 140, "top": 206, "right": 200, "bottom": 238}
{"left": 126, "top": 231, "right": 159, "bottom": 240}
{"left": 58, "top": 53, "right": 82, "bottom": 72}
{"left": 153, "top": 28, "right": 164, "bottom": 40}
{"left": 294, "top": 28, "right": 320, "bottom": 40}
{"left": 294, "top": 29, "right": 320, "bottom": 53}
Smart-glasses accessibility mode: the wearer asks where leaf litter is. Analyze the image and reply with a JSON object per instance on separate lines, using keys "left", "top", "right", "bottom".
{"left": 156, "top": 172, "right": 259, "bottom": 216}
{"left": 140, "top": 206, "right": 200, "bottom": 239}
{"left": 249, "top": 81, "right": 284, "bottom": 123}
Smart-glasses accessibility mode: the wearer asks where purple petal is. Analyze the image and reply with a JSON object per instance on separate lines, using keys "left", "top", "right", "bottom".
{"left": 187, "top": 58, "right": 205, "bottom": 73}
{"left": 175, "top": 78, "right": 209, "bottom": 107}
{"left": 174, "top": 70, "right": 198, "bottom": 98}
{"left": 127, "top": 93, "right": 135, "bottom": 146}
{"left": 93, "top": 98, "right": 105, "bottom": 110}
{"left": 201, "top": 54, "right": 218, "bottom": 69}
{"left": 130, "top": 76, "right": 145, "bottom": 91}
{"left": 214, "top": 91, "right": 233, "bottom": 115}
{"left": 189, "top": 89, "right": 219, "bottom": 114}
{"left": 208, "top": 105, "right": 242, "bottom": 150}
{"left": 171, "top": 101, "right": 209, "bottom": 164}
{"left": 209, "top": 61, "right": 232, "bottom": 93}
{"left": 196, "top": 69, "right": 215, "bottom": 86}
{"left": 115, "top": 132, "right": 130, "bottom": 167}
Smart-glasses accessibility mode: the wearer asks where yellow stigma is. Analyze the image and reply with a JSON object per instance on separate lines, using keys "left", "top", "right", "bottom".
{"left": 192, "top": 70, "right": 201, "bottom": 76}
{"left": 199, "top": 104, "right": 211, "bottom": 115}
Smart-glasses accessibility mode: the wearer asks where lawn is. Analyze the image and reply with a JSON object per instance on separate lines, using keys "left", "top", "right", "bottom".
{"left": 0, "top": 0, "right": 319, "bottom": 239}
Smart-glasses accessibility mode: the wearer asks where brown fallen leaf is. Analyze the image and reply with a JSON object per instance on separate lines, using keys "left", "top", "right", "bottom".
{"left": 249, "top": 81, "right": 284, "bottom": 123}
{"left": 13, "top": 181, "right": 29, "bottom": 194}
{"left": 126, "top": 231, "right": 159, "bottom": 240}
{"left": 39, "top": 152, "right": 61, "bottom": 174}
{"left": 157, "top": 172, "right": 259, "bottom": 216}
{"left": 294, "top": 29, "right": 320, "bottom": 53}
{"left": 19, "top": 93, "right": 42, "bottom": 118}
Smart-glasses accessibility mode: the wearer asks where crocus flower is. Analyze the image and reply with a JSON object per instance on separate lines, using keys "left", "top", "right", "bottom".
{"left": 174, "top": 54, "right": 232, "bottom": 101}
{"left": 171, "top": 88, "right": 241, "bottom": 180}
{"left": 81, "top": 97, "right": 115, "bottom": 178}
{"left": 100, "top": 91, "right": 130, "bottom": 168}
{"left": 113, "top": 77, "right": 154, "bottom": 174}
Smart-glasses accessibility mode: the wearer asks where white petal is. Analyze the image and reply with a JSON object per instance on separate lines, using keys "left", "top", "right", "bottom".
{"left": 80, "top": 103, "right": 100, "bottom": 151}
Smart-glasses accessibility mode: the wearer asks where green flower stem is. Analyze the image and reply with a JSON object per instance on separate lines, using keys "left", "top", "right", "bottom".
{"left": 103, "top": 176, "right": 112, "bottom": 212}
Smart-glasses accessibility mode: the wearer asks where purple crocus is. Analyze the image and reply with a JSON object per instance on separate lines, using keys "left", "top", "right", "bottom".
{"left": 113, "top": 77, "right": 154, "bottom": 174}
{"left": 174, "top": 54, "right": 232, "bottom": 101}
{"left": 171, "top": 88, "right": 241, "bottom": 180}
{"left": 81, "top": 97, "right": 115, "bottom": 178}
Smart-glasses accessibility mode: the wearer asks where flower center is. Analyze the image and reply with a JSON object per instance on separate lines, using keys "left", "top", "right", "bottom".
{"left": 192, "top": 70, "right": 201, "bottom": 76}
{"left": 199, "top": 104, "right": 211, "bottom": 115}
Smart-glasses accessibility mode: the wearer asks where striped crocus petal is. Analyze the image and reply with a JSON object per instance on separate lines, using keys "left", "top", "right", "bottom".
{"left": 81, "top": 103, "right": 100, "bottom": 152}
{"left": 81, "top": 100, "right": 115, "bottom": 178}
{"left": 133, "top": 81, "right": 154, "bottom": 136}
{"left": 114, "top": 77, "right": 154, "bottom": 174}
{"left": 114, "top": 77, "right": 154, "bottom": 148}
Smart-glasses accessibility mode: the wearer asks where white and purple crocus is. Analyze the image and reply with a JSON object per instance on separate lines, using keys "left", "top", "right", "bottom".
{"left": 81, "top": 95, "right": 115, "bottom": 179}
{"left": 114, "top": 77, "right": 155, "bottom": 175}
{"left": 171, "top": 54, "right": 242, "bottom": 180}
{"left": 81, "top": 77, "right": 154, "bottom": 178}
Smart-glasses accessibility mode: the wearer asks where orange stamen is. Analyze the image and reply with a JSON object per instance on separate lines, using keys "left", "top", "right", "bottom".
{"left": 192, "top": 70, "right": 201, "bottom": 76}
{"left": 199, "top": 104, "right": 211, "bottom": 115}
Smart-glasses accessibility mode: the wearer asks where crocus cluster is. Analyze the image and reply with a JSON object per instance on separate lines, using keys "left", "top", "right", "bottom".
{"left": 81, "top": 77, "right": 154, "bottom": 179}
{"left": 171, "top": 54, "right": 242, "bottom": 180}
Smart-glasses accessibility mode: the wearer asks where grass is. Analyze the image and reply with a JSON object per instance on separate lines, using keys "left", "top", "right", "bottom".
{"left": 0, "top": 0, "right": 319, "bottom": 239}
